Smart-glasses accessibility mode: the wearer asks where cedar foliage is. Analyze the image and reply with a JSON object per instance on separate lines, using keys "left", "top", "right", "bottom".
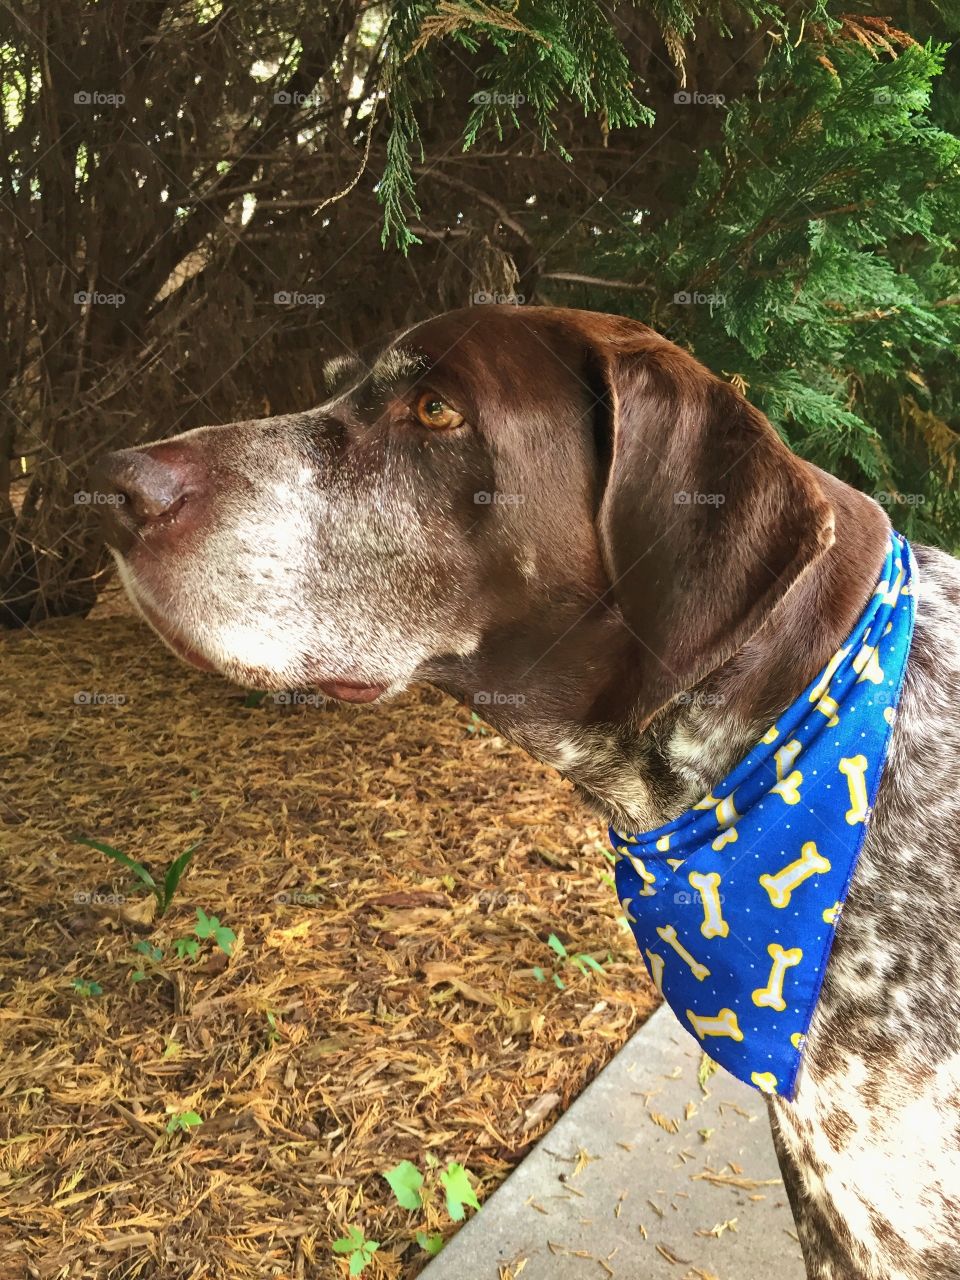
{"left": 1, "top": 1, "right": 957, "bottom": 624}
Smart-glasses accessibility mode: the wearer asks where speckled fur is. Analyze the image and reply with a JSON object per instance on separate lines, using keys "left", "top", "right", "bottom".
{"left": 550, "top": 543, "right": 960, "bottom": 1280}
{"left": 766, "top": 545, "right": 960, "bottom": 1280}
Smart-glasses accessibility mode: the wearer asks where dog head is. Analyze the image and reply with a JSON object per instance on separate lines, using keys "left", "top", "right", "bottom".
{"left": 95, "top": 307, "right": 835, "bottom": 720}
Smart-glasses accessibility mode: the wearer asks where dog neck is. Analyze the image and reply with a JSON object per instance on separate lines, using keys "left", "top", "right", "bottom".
{"left": 444, "top": 473, "right": 891, "bottom": 833}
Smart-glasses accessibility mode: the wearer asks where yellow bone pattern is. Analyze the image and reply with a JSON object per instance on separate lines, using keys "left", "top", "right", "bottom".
{"left": 775, "top": 740, "right": 802, "bottom": 774}
{"left": 877, "top": 560, "right": 905, "bottom": 607}
{"left": 687, "top": 870, "right": 729, "bottom": 939}
{"left": 809, "top": 646, "right": 849, "bottom": 705}
{"left": 686, "top": 1006, "right": 744, "bottom": 1041}
{"left": 771, "top": 739, "right": 803, "bottom": 805}
{"left": 657, "top": 923, "right": 710, "bottom": 981}
{"left": 853, "top": 643, "right": 884, "bottom": 685}
{"left": 645, "top": 949, "right": 665, "bottom": 995}
{"left": 759, "top": 840, "right": 831, "bottom": 909}
{"left": 751, "top": 1071, "right": 778, "bottom": 1093}
{"left": 711, "top": 793, "right": 739, "bottom": 850}
{"left": 711, "top": 826, "right": 738, "bottom": 851}
{"left": 839, "top": 754, "right": 869, "bottom": 825}
{"left": 624, "top": 852, "right": 656, "bottom": 896}
{"left": 752, "top": 943, "right": 803, "bottom": 1012}
{"left": 815, "top": 694, "right": 840, "bottom": 727}
{"left": 715, "top": 794, "right": 739, "bottom": 827}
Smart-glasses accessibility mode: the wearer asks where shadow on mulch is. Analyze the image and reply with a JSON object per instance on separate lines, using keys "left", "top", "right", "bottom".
{"left": 0, "top": 610, "right": 657, "bottom": 1279}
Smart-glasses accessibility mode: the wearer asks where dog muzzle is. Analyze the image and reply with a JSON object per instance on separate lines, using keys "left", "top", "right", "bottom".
{"left": 610, "top": 531, "right": 917, "bottom": 1099}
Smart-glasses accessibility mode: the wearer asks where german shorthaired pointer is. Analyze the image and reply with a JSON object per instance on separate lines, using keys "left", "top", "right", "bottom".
{"left": 95, "top": 306, "right": 960, "bottom": 1280}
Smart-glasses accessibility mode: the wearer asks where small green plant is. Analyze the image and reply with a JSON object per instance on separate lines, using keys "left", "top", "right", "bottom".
{"left": 75, "top": 837, "right": 199, "bottom": 917}
{"left": 173, "top": 936, "right": 200, "bottom": 960}
{"left": 72, "top": 978, "right": 103, "bottom": 997}
{"left": 382, "top": 1156, "right": 480, "bottom": 1258}
{"left": 439, "top": 1162, "right": 481, "bottom": 1221}
{"left": 385, "top": 1159, "right": 423, "bottom": 1210}
{"left": 194, "top": 907, "right": 235, "bottom": 955}
{"left": 597, "top": 844, "right": 617, "bottom": 891}
{"left": 128, "top": 909, "right": 234, "bottom": 982}
{"left": 332, "top": 1226, "right": 380, "bottom": 1276}
{"left": 464, "top": 711, "right": 489, "bottom": 736}
{"left": 131, "top": 939, "right": 163, "bottom": 982}
{"left": 415, "top": 1230, "right": 444, "bottom": 1257}
{"left": 532, "top": 934, "right": 608, "bottom": 990}
{"left": 165, "top": 1109, "right": 202, "bottom": 1135}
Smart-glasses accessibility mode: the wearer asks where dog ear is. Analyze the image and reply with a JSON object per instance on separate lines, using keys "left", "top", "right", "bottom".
{"left": 580, "top": 318, "right": 835, "bottom": 725}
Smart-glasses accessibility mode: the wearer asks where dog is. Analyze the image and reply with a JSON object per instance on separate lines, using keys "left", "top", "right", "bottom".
{"left": 94, "top": 306, "right": 960, "bottom": 1280}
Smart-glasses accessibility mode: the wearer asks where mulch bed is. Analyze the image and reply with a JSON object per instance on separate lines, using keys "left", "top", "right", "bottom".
{"left": 0, "top": 608, "right": 657, "bottom": 1279}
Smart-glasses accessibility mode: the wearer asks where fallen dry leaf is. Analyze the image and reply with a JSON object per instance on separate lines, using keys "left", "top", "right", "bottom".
{"left": 650, "top": 1111, "right": 680, "bottom": 1134}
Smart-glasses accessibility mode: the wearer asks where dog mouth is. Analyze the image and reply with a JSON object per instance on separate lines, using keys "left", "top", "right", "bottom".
{"left": 315, "top": 680, "right": 387, "bottom": 703}
{"left": 135, "top": 594, "right": 218, "bottom": 673}
{"left": 121, "top": 572, "right": 390, "bottom": 702}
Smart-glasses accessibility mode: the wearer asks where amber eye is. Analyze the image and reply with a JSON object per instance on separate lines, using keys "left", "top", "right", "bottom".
{"left": 414, "top": 391, "right": 464, "bottom": 430}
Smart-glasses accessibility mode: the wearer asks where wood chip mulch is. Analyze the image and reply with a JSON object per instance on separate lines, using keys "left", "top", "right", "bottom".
{"left": 0, "top": 612, "right": 658, "bottom": 1279}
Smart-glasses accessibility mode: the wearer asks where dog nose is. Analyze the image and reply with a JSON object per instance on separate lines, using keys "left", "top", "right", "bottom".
{"left": 91, "top": 445, "right": 198, "bottom": 544}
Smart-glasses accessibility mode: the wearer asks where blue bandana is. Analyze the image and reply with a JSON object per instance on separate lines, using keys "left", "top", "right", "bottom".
{"left": 611, "top": 531, "right": 917, "bottom": 1099}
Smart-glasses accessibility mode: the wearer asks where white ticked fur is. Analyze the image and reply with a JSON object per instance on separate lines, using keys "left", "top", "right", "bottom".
{"left": 115, "top": 412, "right": 482, "bottom": 692}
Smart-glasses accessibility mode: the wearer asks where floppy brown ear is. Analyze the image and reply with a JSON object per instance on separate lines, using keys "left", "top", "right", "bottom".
{"left": 581, "top": 316, "right": 835, "bottom": 725}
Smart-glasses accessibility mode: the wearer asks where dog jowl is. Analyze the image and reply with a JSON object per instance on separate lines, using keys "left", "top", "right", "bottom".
{"left": 96, "top": 306, "right": 960, "bottom": 1280}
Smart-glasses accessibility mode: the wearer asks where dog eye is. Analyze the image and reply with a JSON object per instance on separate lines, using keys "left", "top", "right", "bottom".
{"left": 414, "top": 391, "right": 464, "bottom": 430}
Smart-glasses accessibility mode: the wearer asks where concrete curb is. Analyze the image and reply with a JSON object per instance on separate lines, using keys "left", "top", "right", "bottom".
{"left": 421, "top": 1005, "right": 805, "bottom": 1279}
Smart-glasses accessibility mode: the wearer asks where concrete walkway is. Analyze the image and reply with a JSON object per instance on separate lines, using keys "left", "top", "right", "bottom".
{"left": 422, "top": 1006, "right": 806, "bottom": 1279}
